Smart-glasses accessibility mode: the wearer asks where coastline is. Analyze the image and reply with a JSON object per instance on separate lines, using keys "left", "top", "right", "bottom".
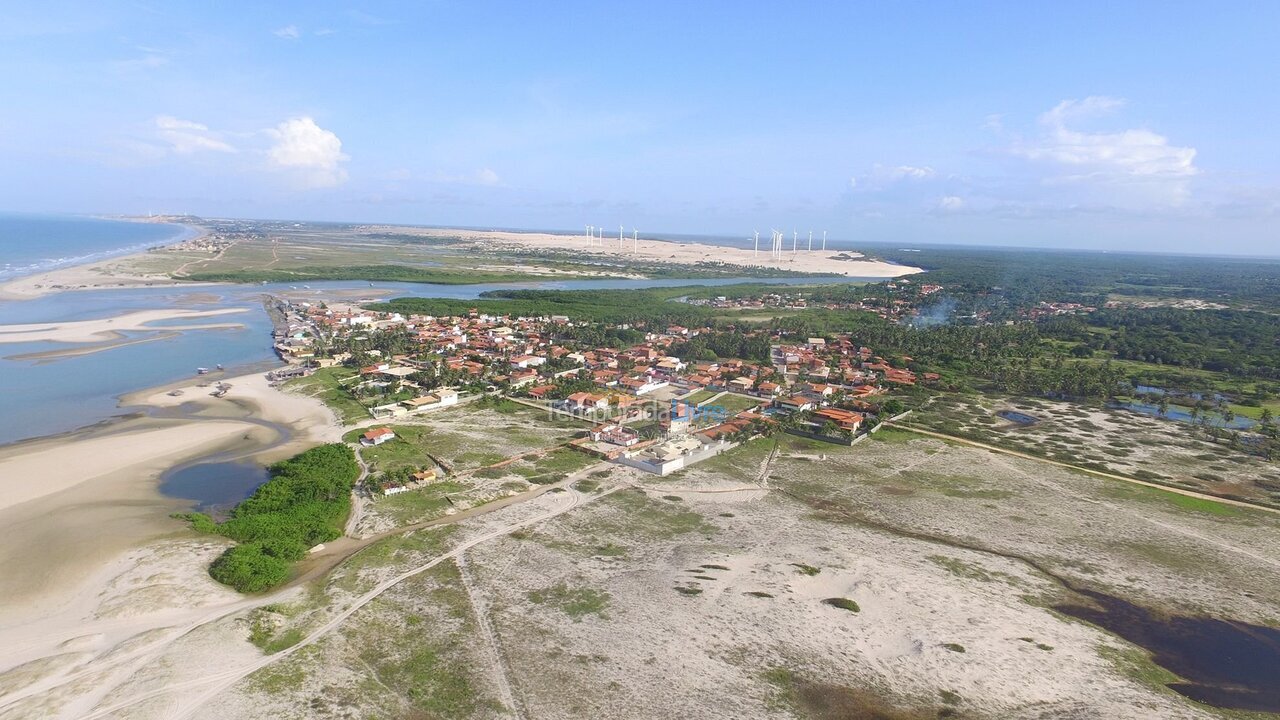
{"left": 0, "top": 217, "right": 208, "bottom": 301}
{"left": 0, "top": 367, "right": 340, "bottom": 639}
{"left": 0, "top": 221, "right": 923, "bottom": 302}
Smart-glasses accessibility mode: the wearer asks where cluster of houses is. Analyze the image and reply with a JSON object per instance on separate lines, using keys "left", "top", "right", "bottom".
{"left": 278, "top": 297, "right": 941, "bottom": 480}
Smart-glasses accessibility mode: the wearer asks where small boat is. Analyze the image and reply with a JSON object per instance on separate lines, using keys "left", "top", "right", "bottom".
{"left": 216, "top": 363, "right": 224, "bottom": 371}
{"left": 196, "top": 367, "right": 210, "bottom": 375}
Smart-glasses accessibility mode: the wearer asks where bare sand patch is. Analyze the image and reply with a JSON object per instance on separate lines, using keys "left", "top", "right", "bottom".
{"left": 0, "top": 308, "right": 248, "bottom": 345}
{"left": 361, "top": 225, "right": 924, "bottom": 279}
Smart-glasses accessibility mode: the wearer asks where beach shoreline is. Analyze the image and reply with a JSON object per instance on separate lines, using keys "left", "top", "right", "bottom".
{"left": 0, "top": 222, "right": 922, "bottom": 301}
{"left": 0, "top": 218, "right": 211, "bottom": 301}
{"left": 0, "top": 366, "right": 340, "bottom": 653}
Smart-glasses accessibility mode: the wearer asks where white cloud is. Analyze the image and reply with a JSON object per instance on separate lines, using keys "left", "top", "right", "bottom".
{"left": 1014, "top": 97, "right": 1198, "bottom": 188}
{"left": 273, "top": 25, "right": 300, "bottom": 40}
{"left": 154, "top": 115, "right": 236, "bottom": 154}
{"left": 937, "top": 195, "right": 965, "bottom": 212}
{"left": 888, "top": 165, "right": 936, "bottom": 180}
{"left": 474, "top": 168, "right": 500, "bottom": 186}
{"left": 850, "top": 163, "right": 938, "bottom": 191}
{"left": 266, "top": 117, "right": 349, "bottom": 187}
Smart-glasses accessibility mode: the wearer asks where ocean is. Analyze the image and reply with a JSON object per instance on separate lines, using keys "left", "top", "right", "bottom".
{"left": 0, "top": 213, "right": 192, "bottom": 280}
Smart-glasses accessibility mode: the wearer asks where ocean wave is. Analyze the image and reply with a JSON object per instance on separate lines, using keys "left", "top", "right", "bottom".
{"left": 0, "top": 224, "right": 195, "bottom": 281}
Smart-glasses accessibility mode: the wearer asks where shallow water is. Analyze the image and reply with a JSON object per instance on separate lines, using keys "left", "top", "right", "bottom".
{"left": 1055, "top": 588, "right": 1280, "bottom": 712}
{"left": 159, "top": 460, "right": 270, "bottom": 513}
{"left": 996, "top": 409, "right": 1038, "bottom": 425}
{"left": 1113, "top": 401, "right": 1256, "bottom": 430}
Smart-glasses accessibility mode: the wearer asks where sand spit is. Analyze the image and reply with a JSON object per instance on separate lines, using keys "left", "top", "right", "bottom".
{"left": 364, "top": 225, "right": 924, "bottom": 279}
{"left": 0, "top": 308, "right": 249, "bottom": 345}
{"left": 0, "top": 253, "right": 210, "bottom": 300}
{"left": 0, "top": 368, "right": 340, "bottom": 714}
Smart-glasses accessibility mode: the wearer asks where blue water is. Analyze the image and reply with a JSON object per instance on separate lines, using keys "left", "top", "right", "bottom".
{"left": 0, "top": 286, "right": 279, "bottom": 444}
{"left": 0, "top": 213, "right": 192, "bottom": 280}
{"left": 159, "top": 460, "right": 270, "bottom": 513}
{"left": 1113, "top": 401, "right": 1257, "bottom": 430}
{"left": 1133, "top": 385, "right": 1228, "bottom": 403}
{"left": 997, "top": 410, "right": 1039, "bottom": 425}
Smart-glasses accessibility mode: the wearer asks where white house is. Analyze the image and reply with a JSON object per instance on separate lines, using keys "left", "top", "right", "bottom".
{"left": 361, "top": 427, "right": 396, "bottom": 446}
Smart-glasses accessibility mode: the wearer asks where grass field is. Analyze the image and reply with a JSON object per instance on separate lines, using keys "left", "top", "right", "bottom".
{"left": 685, "top": 389, "right": 719, "bottom": 405}
{"left": 710, "top": 392, "right": 766, "bottom": 414}
{"left": 285, "top": 367, "right": 368, "bottom": 423}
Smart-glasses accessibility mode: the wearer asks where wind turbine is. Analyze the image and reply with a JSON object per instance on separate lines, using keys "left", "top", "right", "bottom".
{"left": 792, "top": 230, "right": 797, "bottom": 256}
{"left": 587, "top": 225, "right": 592, "bottom": 244}
{"left": 619, "top": 225, "right": 624, "bottom": 248}
{"left": 753, "top": 230, "right": 759, "bottom": 259}
{"left": 822, "top": 230, "right": 827, "bottom": 251}
{"left": 633, "top": 228, "right": 638, "bottom": 253}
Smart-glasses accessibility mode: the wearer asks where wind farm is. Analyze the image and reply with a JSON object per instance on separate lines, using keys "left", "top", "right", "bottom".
{"left": 358, "top": 224, "right": 922, "bottom": 278}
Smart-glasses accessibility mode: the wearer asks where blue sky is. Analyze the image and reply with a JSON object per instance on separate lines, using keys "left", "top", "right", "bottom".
{"left": 2, "top": 2, "right": 1278, "bottom": 254}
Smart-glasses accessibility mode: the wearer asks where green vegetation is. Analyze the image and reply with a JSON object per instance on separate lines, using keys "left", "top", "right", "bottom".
{"left": 527, "top": 583, "right": 611, "bottom": 620}
{"left": 185, "top": 264, "right": 550, "bottom": 285}
{"left": 791, "top": 563, "right": 821, "bottom": 576}
{"left": 1101, "top": 482, "right": 1243, "bottom": 517}
{"left": 869, "top": 244, "right": 1280, "bottom": 312}
{"left": 346, "top": 562, "right": 493, "bottom": 717}
{"left": 711, "top": 393, "right": 766, "bottom": 414}
{"left": 189, "top": 444, "right": 359, "bottom": 592}
{"left": 941, "top": 643, "right": 966, "bottom": 653}
{"left": 1096, "top": 644, "right": 1182, "bottom": 694}
{"left": 370, "top": 284, "right": 798, "bottom": 328}
{"left": 762, "top": 666, "right": 938, "bottom": 720}
{"left": 285, "top": 366, "right": 368, "bottom": 423}
{"left": 685, "top": 389, "right": 719, "bottom": 405}
{"left": 822, "top": 597, "right": 861, "bottom": 613}
{"left": 1043, "top": 307, "right": 1280, "bottom": 379}
{"left": 599, "top": 489, "right": 717, "bottom": 539}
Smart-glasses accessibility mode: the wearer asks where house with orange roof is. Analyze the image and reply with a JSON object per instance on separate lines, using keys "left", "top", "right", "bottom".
{"left": 361, "top": 427, "right": 396, "bottom": 446}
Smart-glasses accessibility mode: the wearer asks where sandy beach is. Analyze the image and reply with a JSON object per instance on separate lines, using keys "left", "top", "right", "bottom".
{"left": 0, "top": 251, "right": 209, "bottom": 301}
{"left": 0, "top": 224, "right": 923, "bottom": 303}
{"left": 362, "top": 225, "right": 925, "bottom": 278}
{"left": 0, "top": 368, "right": 340, "bottom": 694}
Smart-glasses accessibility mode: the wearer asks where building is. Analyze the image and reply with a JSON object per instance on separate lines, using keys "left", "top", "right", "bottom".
{"left": 813, "top": 407, "right": 865, "bottom": 433}
{"left": 361, "top": 427, "right": 396, "bottom": 446}
{"left": 589, "top": 423, "right": 640, "bottom": 447}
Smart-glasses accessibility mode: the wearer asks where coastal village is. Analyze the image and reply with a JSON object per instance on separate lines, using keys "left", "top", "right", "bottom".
{"left": 270, "top": 295, "right": 931, "bottom": 495}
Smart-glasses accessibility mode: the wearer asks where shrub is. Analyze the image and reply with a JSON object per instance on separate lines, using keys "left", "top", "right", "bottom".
{"left": 192, "top": 444, "right": 359, "bottom": 593}
{"left": 209, "top": 544, "right": 290, "bottom": 593}
{"left": 822, "top": 597, "right": 860, "bottom": 612}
